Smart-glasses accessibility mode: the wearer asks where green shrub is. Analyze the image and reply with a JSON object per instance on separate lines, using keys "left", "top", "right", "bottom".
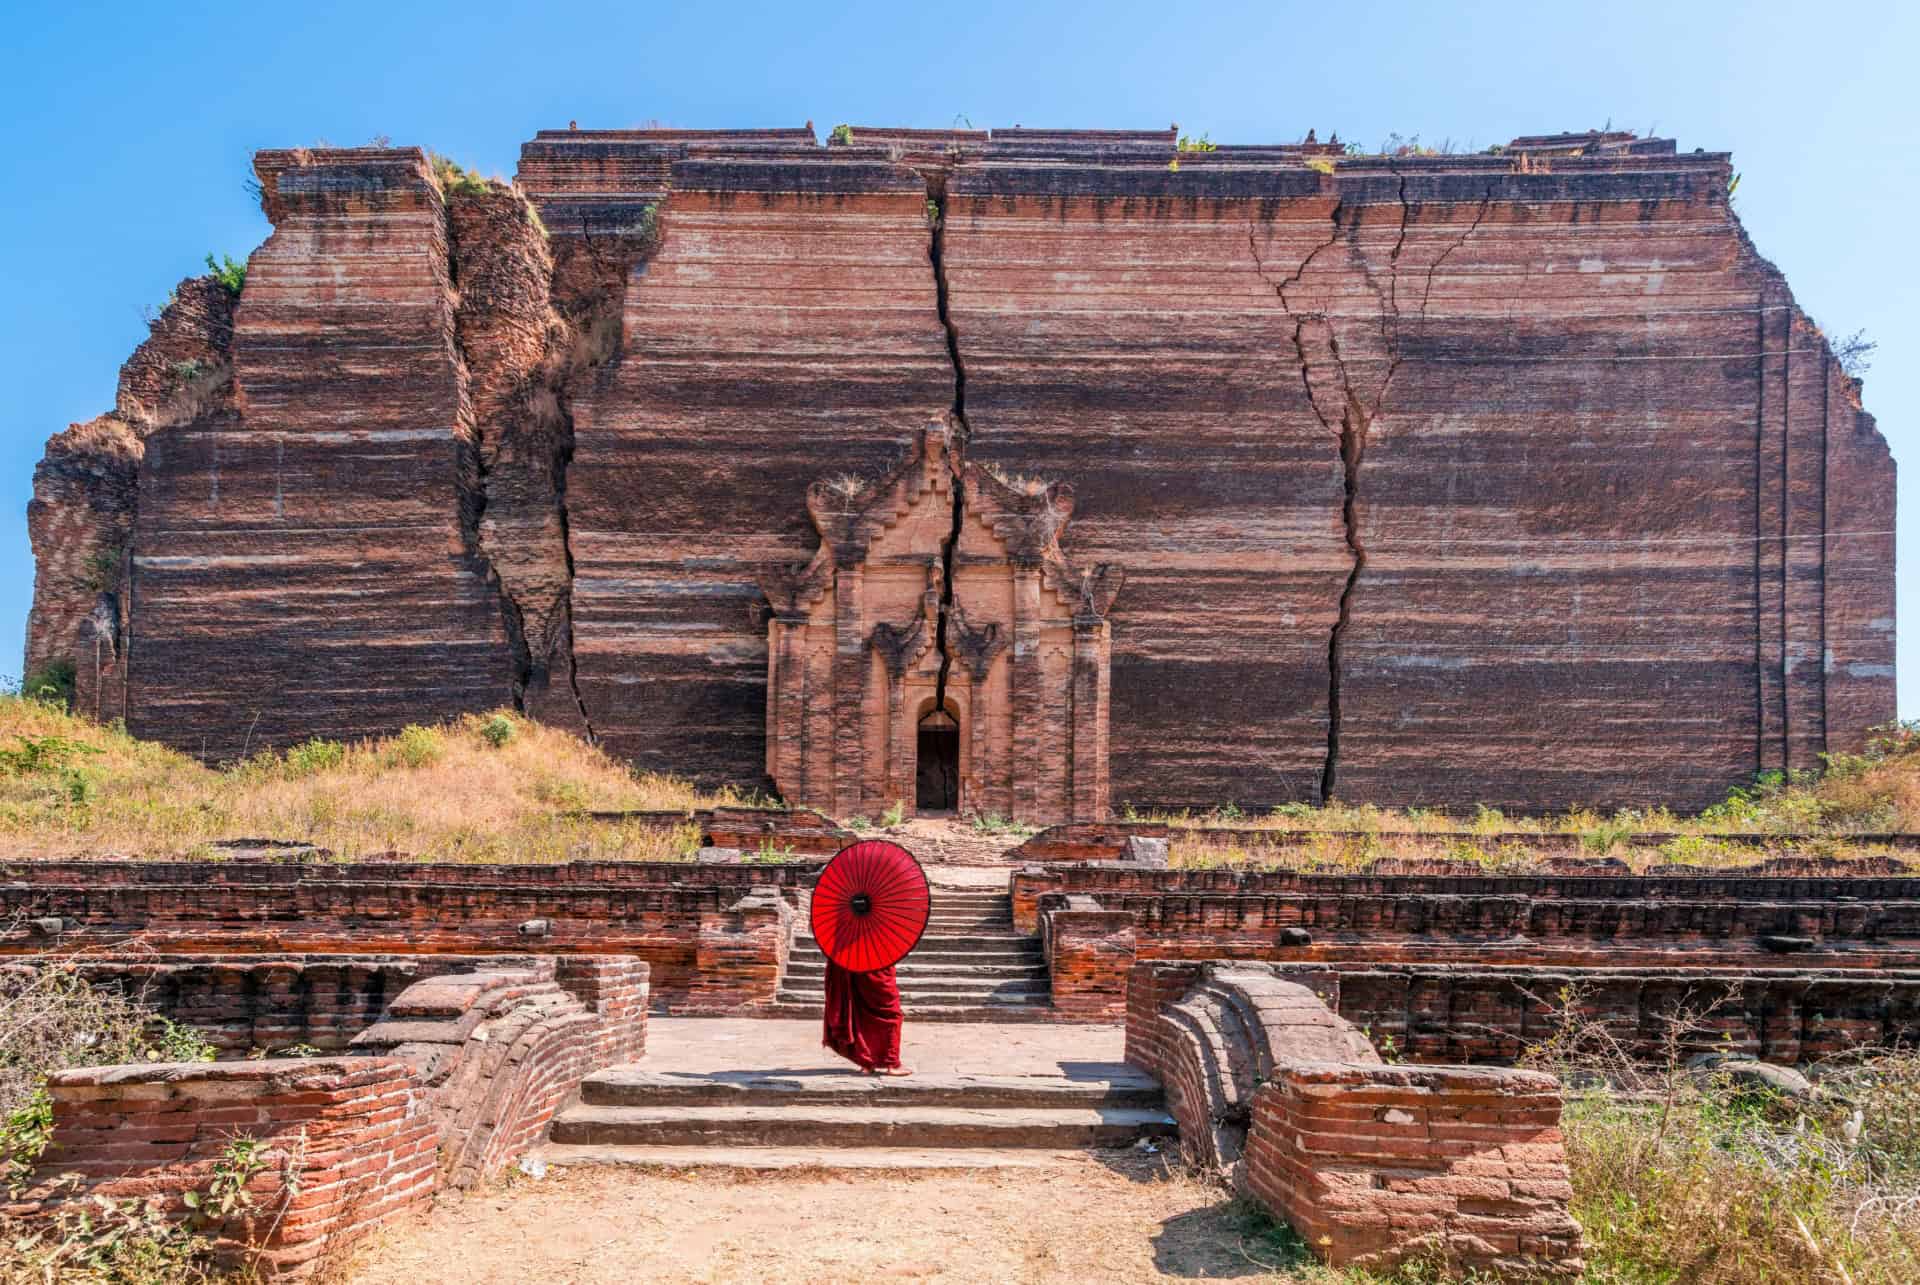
{"left": 481, "top": 713, "right": 516, "bottom": 748}
{"left": 204, "top": 252, "right": 246, "bottom": 297}
{"left": 19, "top": 661, "right": 76, "bottom": 709}
{"left": 1, "top": 967, "right": 215, "bottom": 1190}
{"left": 880, "top": 799, "right": 906, "bottom": 828}
{"left": 384, "top": 724, "right": 445, "bottom": 770}
{"left": 282, "top": 737, "right": 346, "bottom": 778}
{"left": 0, "top": 733, "right": 100, "bottom": 776}
{"left": 829, "top": 123, "right": 853, "bottom": 145}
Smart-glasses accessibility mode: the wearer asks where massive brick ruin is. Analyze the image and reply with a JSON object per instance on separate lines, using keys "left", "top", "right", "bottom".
{"left": 26, "top": 125, "right": 1895, "bottom": 818}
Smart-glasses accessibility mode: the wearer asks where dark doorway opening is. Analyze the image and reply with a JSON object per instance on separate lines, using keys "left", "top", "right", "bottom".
{"left": 916, "top": 711, "right": 959, "bottom": 812}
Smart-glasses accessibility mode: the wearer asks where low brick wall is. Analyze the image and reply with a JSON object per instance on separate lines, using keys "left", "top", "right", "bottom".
{"left": 1012, "top": 864, "right": 1920, "bottom": 935}
{"left": 1125, "top": 961, "right": 1581, "bottom": 1275}
{"left": 2, "top": 953, "right": 556, "bottom": 1055}
{"left": 15, "top": 1058, "right": 438, "bottom": 1278}
{"left": 684, "top": 888, "right": 792, "bottom": 1013}
{"left": 1248, "top": 1064, "right": 1580, "bottom": 1274}
{"left": 1019, "top": 869, "right": 1920, "bottom": 1011}
{"left": 0, "top": 863, "right": 809, "bottom": 1007}
{"left": 1011, "top": 824, "right": 1920, "bottom": 865}
{"left": 8, "top": 955, "right": 650, "bottom": 1274}
{"left": 1303, "top": 963, "right": 1920, "bottom": 1065}
{"left": 1039, "top": 894, "right": 1137, "bottom": 1020}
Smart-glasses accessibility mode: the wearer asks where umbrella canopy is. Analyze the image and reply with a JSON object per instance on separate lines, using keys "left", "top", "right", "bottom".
{"left": 810, "top": 839, "right": 931, "bottom": 972}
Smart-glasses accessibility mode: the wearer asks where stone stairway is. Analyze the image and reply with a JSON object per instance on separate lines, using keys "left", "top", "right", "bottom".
{"left": 771, "top": 889, "right": 1054, "bottom": 1019}
{"left": 541, "top": 1064, "right": 1176, "bottom": 1170}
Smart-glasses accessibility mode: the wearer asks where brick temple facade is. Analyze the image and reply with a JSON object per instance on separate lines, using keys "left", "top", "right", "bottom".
{"left": 25, "top": 125, "right": 1896, "bottom": 819}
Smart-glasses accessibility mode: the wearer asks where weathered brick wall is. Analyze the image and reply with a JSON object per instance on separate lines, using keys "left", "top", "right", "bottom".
{"left": 1247, "top": 1065, "right": 1581, "bottom": 1274}
{"left": 4, "top": 954, "right": 539, "bottom": 1055}
{"left": 1012, "top": 825, "right": 1920, "bottom": 868}
{"left": 13, "top": 1058, "right": 438, "bottom": 1278}
{"left": 684, "top": 889, "right": 792, "bottom": 1013}
{"left": 0, "top": 863, "right": 808, "bottom": 1006}
{"left": 1309, "top": 963, "right": 1920, "bottom": 1065}
{"left": 1039, "top": 895, "right": 1137, "bottom": 1019}
{"left": 7, "top": 955, "right": 651, "bottom": 1275}
{"left": 1012, "top": 866, "right": 1920, "bottom": 969}
{"left": 1124, "top": 961, "right": 1580, "bottom": 1275}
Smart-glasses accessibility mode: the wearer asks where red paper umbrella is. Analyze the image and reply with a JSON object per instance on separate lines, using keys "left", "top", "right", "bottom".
{"left": 810, "top": 839, "right": 931, "bottom": 972}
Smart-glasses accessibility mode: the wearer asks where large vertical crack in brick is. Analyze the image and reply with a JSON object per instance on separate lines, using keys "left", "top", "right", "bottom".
{"left": 927, "top": 175, "right": 968, "bottom": 720}
{"left": 443, "top": 182, "right": 597, "bottom": 737}
{"left": 1249, "top": 172, "right": 1421, "bottom": 801}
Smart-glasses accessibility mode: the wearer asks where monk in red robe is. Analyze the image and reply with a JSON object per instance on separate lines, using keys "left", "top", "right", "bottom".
{"left": 823, "top": 961, "right": 910, "bottom": 1075}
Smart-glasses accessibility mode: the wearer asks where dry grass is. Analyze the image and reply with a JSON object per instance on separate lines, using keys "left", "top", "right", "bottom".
{"left": 1152, "top": 724, "right": 1920, "bottom": 873}
{"left": 0, "top": 698, "right": 735, "bottom": 863}
{"left": 1521, "top": 987, "right": 1920, "bottom": 1284}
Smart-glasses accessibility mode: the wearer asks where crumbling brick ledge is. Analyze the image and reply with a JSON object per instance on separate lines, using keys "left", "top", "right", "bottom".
{"left": 7, "top": 955, "right": 648, "bottom": 1277}
{"left": 1125, "top": 960, "right": 1582, "bottom": 1276}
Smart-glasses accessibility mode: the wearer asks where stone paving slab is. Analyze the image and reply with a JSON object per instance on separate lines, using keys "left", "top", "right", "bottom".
{"left": 582, "top": 1067, "right": 1161, "bottom": 1107}
{"left": 641, "top": 1017, "right": 1124, "bottom": 1079}
{"left": 550, "top": 1103, "right": 1177, "bottom": 1148}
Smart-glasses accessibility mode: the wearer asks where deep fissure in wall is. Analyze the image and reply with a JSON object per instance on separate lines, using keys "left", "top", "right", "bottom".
{"left": 927, "top": 175, "right": 969, "bottom": 723}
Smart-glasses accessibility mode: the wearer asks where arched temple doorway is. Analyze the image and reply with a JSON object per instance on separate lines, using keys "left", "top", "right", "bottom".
{"left": 916, "top": 709, "right": 960, "bottom": 812}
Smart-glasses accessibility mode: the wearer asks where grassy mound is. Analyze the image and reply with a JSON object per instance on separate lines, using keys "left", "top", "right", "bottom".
{"left": 0, "top": 697, "right": 736, "bottom": 862}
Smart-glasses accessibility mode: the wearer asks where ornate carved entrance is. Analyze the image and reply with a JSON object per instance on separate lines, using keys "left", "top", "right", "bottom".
{"left": 760, "top": 422, "right": 1122, "bottom": 823}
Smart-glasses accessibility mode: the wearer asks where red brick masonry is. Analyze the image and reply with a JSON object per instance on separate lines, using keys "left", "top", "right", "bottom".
{"left": 15, "top": 1058, "right": 437, "bottom": 1278}
{"left": 8, "top": 955, "right": 648, "bottom": 1276}
{"left": 0, "top": 860, "right": 802, "bottom": 1008}
{"left": 1125, "top": 960, "right": 1581, "bottom": 1275}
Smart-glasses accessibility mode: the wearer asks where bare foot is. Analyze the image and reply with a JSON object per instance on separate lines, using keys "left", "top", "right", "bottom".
{"left": 866, "top": 1066, "right": 914, "bottom": 1077}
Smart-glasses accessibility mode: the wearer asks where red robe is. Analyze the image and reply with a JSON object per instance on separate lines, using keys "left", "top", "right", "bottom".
{"left": 822, "top": 962, "right": 904, "bottom": 1071}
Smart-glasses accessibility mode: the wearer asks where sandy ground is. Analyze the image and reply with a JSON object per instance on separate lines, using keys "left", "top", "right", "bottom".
{"left": 339, "top": 1156, "right": 1321, "bottom": 1284}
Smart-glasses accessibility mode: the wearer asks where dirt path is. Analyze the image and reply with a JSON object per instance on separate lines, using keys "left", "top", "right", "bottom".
{"left": 340, "top": 1157, "right": 1328, "bottom": 1284}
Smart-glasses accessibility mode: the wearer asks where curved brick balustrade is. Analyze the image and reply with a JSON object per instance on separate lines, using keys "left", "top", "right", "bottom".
{"left": 1126, "top": 960, "right": 1582, "bottom": 1275}
{"left": 351, "top": 956, "right": 646, "bottom": 1187}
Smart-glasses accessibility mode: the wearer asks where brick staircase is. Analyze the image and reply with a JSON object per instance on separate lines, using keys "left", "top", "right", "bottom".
{"left": 770, "top": 889, "right": 1054, "bottom": 1019}
{"left": 540, "top": 1063, "right": 1175, "bottom": 1170}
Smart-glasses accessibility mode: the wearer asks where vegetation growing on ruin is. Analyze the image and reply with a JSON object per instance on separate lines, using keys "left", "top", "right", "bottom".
{"left": 426, "top": 151, "right": 492, "bottom": 197}
{"left": 1140, "top": 721, "right": 1920, "bottom": 872}
{"left": 0, "top": 695, "right": 733, "bottom": 862}
{"left": 202, "top": 252, "right": 245, "bottom": 298}
{"left": 1517, "top": 994, "right": 1920, "bottom": 1285}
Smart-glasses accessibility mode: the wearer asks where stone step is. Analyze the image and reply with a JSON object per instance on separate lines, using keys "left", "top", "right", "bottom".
{"left": 579, "top": 1068, "right": 1164, "bottom": 1109}
{"left": 779, "top": 956, "right": 1052, "bottom": 975}
{"left": 794, "top": 937, "right": 1040, "bottom": 955}
{"left": 775, "top": 988, "right": 1053, "bottom": 1007}
{"left": 758, "top": 1000, "right": 1070, "bottom": 1022}
{"left": 549, "top": 1103, "right": 1177, "bottom": 1149}
{"left": 775, "top": 983, "right": 1052, "bottom": 998}
{"left": 534, "top": 1143, "right": 1100, "bottom": 1172}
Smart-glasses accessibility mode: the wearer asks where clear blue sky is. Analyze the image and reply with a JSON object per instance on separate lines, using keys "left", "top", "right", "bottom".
{"left": 2, "top": 1, "right": 1913, "bottom": 712}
